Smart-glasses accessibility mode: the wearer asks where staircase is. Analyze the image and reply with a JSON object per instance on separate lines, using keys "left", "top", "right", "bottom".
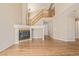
{"left": 27, "top": 3, "right": 55, "bottom": 25}
{"left": 18, "top": 3, "right": 55, "bottom": 40}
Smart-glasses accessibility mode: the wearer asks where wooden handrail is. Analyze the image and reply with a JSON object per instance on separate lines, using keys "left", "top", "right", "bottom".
{"left": 31, "top": 10, "right": 43, "bottom": 21}
{"left": 30, "top": 10, "right": 43, "bottom": 25}
{"left": 32, "top": 13, "right": 43, "bottom": 25}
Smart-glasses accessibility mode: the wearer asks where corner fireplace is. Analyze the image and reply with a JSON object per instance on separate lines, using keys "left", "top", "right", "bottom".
{"left": 14, "top": 25, "right": 45, "bottom": 43}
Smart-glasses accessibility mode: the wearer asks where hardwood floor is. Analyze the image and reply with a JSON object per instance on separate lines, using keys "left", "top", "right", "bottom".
{"left": 0, "top": 37, "right": 79, "bottom": 56}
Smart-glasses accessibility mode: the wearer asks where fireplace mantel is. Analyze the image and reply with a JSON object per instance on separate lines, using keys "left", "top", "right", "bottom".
{"left": 14, "top": 25, "right": 45, "bottom": 43}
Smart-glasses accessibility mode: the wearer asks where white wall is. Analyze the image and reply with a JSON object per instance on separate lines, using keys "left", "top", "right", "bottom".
{"left": 66, "top": 11, "right": 75, "bottom": 41}
{"left": 22, "top": 3, "right": 28, "bottom": 25}
{"left": 33, "top": 19, "right": 44, "bottom": 38}
{"left": 55, "top": 3, "right": 73, "bottom": 15}
{"left": 48, "top": 3, "right": 76, "bottom": 41}
{"left": 28, "top": 3, "right": 50, "bottom": 12}
{"left": 52, "top": 13, "right": 68, "bottom": 41}
{"left": 0, "top": 4, "right": 22, "bottom": 52}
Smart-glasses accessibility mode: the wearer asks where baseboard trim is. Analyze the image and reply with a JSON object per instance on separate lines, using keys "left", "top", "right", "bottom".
{"left": 32, "top": 37, "right": 43, "bottom": 39}
{"left": 0, "top": 42, "right": 14, "bottom": 53}
{"left": 49, "top": 36, "right": 75, "bottom": 42}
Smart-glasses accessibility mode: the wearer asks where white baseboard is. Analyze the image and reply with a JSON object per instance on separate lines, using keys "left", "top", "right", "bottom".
{"left": 32, "top": 37, "right": 42, "bottom": 39}
{"left": 49, "top": 35, "right": 75, "bottom": 42}
{"left": 0, "top": 42, "right": 14, "bottom": 52}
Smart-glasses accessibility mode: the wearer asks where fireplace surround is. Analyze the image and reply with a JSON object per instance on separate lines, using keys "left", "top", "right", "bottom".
{"left": 14, "top": 25, "right": 45, "bottom": 43}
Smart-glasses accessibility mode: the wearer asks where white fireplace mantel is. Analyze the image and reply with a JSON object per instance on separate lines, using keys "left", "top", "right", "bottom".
{"left": 14, "top": 24, "right": 45, "bottom": 43}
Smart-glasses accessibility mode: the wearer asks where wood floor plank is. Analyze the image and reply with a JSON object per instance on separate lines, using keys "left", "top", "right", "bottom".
{"left": 0, "top": 37, "right": 79, "bottom": 56}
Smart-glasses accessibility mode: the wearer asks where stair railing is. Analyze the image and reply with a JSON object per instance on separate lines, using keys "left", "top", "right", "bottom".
{"left": 28, "top": 4, "right": 55, "bottom": 25}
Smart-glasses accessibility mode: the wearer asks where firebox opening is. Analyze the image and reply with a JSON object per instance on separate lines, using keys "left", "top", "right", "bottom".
{"left": 19, "top": 30, "right": 30, "bottom": 40}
